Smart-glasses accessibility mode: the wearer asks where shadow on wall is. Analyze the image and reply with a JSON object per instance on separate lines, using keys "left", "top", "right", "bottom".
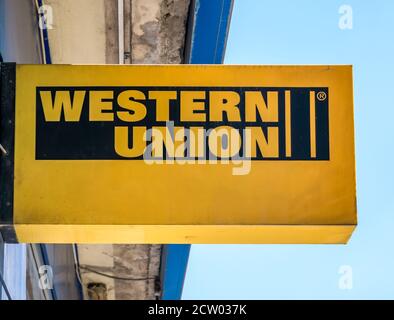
{"left": 0, "top": 0, "right": 41, "bottom": 63}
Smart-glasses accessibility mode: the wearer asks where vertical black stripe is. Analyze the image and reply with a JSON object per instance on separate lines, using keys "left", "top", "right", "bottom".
{"left": 0, "top": 63, "right": 17, "bottom": 243}
{"left": 290, "top": 89, "right": 311, "bottom": 159}
{"left": 315, "top": 90, "right": 330, "bottom": 159}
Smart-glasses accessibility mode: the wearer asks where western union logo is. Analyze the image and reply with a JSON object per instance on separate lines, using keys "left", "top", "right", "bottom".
{"left": 36, "top": 87, "right": 329, "bottom": 161}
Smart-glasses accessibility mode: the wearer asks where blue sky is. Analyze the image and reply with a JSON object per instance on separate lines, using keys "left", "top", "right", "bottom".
{"left": 183, "top": 0, "right": 394, "bottom": 299}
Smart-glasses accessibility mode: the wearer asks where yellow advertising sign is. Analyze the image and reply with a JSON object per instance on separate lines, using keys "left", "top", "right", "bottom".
{"left": 0, "top": 64, "right": 357, "bottom": 243}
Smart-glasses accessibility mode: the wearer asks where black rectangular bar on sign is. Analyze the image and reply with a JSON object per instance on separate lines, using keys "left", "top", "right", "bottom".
{"left": 0, "top": 63, "right": 18, "bottom": 243}
{"left": 35, "top": 86, "right": 330, "bottom": 161}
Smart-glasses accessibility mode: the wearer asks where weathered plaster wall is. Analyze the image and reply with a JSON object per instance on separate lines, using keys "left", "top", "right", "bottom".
{"left": 132, "top": 0, "right": 190, "bottom": 63}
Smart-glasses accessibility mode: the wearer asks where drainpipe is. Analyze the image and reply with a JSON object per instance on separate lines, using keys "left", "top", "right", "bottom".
{"left": 118, "top": 0, "right": 124, "bottom": 64}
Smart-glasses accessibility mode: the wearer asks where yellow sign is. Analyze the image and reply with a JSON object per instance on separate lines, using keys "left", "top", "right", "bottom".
{"left": 0, "top": 64, "right": 357, "bottom": 243}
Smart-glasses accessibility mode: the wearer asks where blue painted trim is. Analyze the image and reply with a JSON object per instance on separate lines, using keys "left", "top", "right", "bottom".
{"left": 185, "top": 0, "right": 234, "bottom": 64}
{"left": 161, "top": 245, "right": 191, "bottom": 300}
{"left": 161, "top": 0, "right": 234, "bottom": 301}
{"left": 37, "top": 0, "right": 52, "bottom": 64}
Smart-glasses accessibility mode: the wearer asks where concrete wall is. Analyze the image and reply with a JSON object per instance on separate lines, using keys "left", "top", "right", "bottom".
{"left": 132, "top": 0, "right": 189, "bottom": 63}
{"left": 45, "top": 0, "right": 190, "bottom": 64}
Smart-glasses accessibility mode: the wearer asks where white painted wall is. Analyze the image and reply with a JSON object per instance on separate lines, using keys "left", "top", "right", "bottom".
{"left": 1, "top": 244, "right": 26, "bottom": 300}
{"left": 45, "top": 0, "right": 108, "bottom": 63}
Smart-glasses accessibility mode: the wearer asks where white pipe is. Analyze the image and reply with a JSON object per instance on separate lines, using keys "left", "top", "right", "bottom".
{"left": 118, "top": 0, "right": 124, "bottom": 64}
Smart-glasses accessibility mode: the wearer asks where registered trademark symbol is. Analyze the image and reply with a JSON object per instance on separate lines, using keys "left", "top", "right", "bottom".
{"left": 317, "top": 91, "right": 327, "bottom": 101}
